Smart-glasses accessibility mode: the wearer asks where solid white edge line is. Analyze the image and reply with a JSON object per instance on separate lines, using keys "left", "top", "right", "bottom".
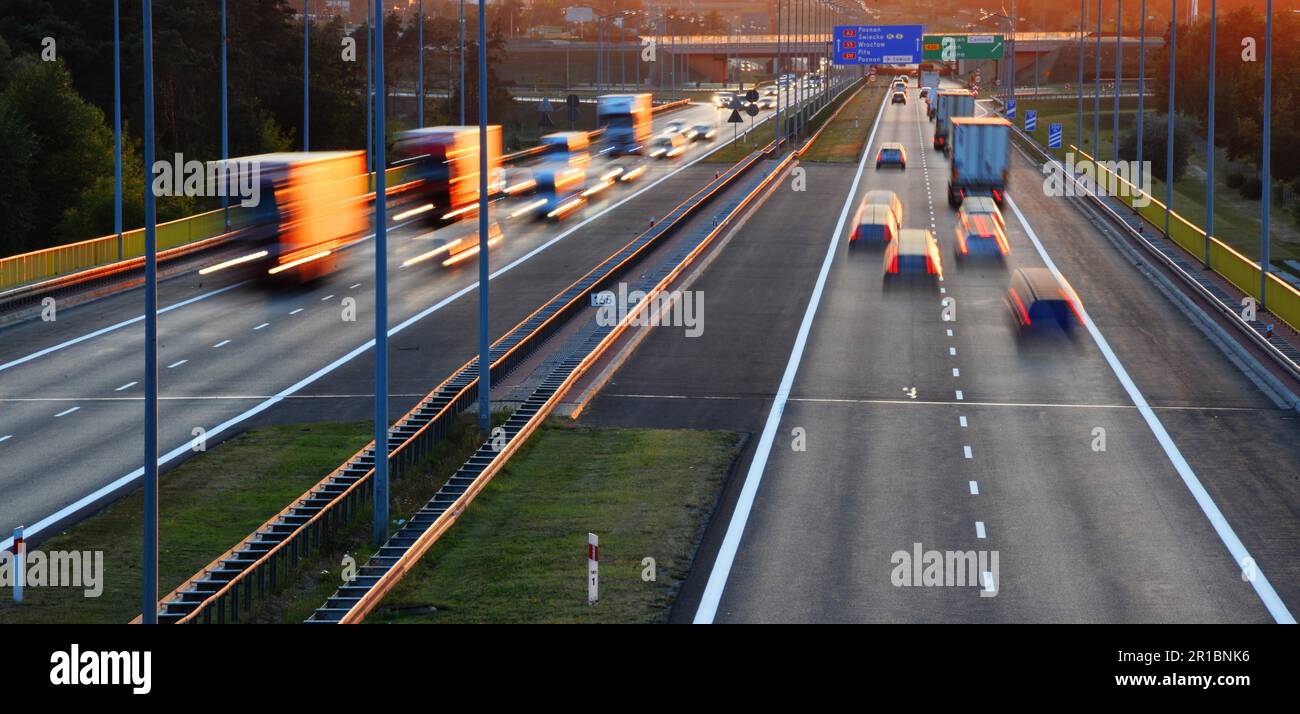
{"left": 693, "top": 88, "right": 889, "bottom": 625}
{"left": 0, "top": 101, "right": 790, "bottom": 555}
{"left": 1004, "top": 193, "right": 1296, "bottom": 624}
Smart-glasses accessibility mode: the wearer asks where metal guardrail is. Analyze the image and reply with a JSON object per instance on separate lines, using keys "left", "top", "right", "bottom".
{"left": 309, "top": 133, "right": 801, "bottom": 624}
{"left": 308, "top": 80, "right": 871, "bottom": 624}
{"left": 1006, "top": 121, "right": 1300, "bottom": 387}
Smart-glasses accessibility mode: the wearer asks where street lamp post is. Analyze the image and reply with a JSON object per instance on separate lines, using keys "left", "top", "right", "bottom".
{"left": 1205, "top": 0, "right": 1216, "bottom": 267}
{"left": 372, "top": 0, "right": 390, "bottom": 545}
{"left": 1261, "top": 0, "right": 1273, "bottom": 307}
{"left": 1164, "top": 0, "right": 1177, "bottom": 240}
{"left": 1077, "top": 0, "right": 1085, "bottom": 149}
{"left": 477, "top": 0, "right": 491, "bottom": 435}
{"left": 304, "top": 0, "right": 309, "bottom": 150}
{"left": 1136, "top": 0, "right": 1146, "bottom": 198}
{"left": 115, "top": 0, "right": 123, "bottom": 257}
{"left": 141, "top": 0, "right": 160, "bottom": 625}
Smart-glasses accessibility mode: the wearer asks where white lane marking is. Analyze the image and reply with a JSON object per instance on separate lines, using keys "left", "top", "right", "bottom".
{"left": 167, "top": 359, "right": 188, "bottom": 369}
{"left": 253, "top": 323, "right": 270, "bottom": 331}
{"left": 694, "top": 88, "right": 890, "bottom": 626}
{"left": 969, "top": 481, "right": 980, "bottom": 495}
{"left": 955, "top": 390, "right": 964, "bottom": 400}
{"left": 212, "top": 340, "right": 231, "bottom": 348}
{"left": 949, "top": 347, "right": 957, "bottom": 356}
{"left": 290, "top": 308, "right": 304, "bottom": 315}
{"left": 976, "top": 521, "right": 986, "bottom": 539}
{"left": 349, "top": 283, "right": 362, "bottom": 289}
{"left": 963, "top": 445, "right": 973, "bottom": 459}
{"left": 0, "top": 102, "right": 785, "bottom": 556}
{"left": 1005, "top": 194, "right": 1295, "bottom": 624}
{"left": 946, "top": 329, "right": 953, "bottom": 336}
{"left": 959, "top": 415, "right": 968, "bottom": 427}
{"left": 0, "top": 282, "right": 246, "bottom": 374}
{"left": 54, "top": 406, "right": 80, "bottom": 417}
{"left": 952, "top": 367, "right": 960, "bottom": 377}
{"left": 115, "top": 381, "right": 137, "bottom": 392}
{"left": 321, "top": 294, "right": 335, "bottom": 301}
{"left": 0, "top": 435, "right": 12, "bottom": 444}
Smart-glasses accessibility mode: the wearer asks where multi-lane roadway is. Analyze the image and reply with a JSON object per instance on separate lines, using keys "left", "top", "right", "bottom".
{"left": 581, "top": 80, "right": 1300, "bottom": 623}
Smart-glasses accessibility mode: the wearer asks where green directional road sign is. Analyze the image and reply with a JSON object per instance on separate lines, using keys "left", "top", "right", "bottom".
{"left": 922, "top": 34, "right": 1004, "bottom": 61}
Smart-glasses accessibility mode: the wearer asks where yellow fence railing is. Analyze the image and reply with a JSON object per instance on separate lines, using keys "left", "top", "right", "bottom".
{"left": 1067, "top": 145, "right": 1300, "bottom": 334}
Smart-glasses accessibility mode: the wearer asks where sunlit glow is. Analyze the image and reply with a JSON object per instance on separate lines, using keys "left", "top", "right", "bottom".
{"left": 620, "top": 166, "right": 647, "bottom": 182}
{"left": 198, "top": 250, "right": 268, "bottom": 275}
{"left": 503, "top": 179, "right": 536, "bottom": 195}
{"left": 401, "top": 240, "right": 458, "bottom": 267}
{"left": 510, "top": 198, "right": 547, "bottom": 219}
{"left": 581, "top": 179, "right": 614, "bottom": 198}
{"left": 649, "top": 148, "right": 667, "bottom": 158}
{"left": 441, "top": 204, "right": 478, "bottom": 221}
{"left": 441, "top": 234, "right": 504, "bottom": 267}
{"left": 268, "top": 250, "right": 331, "bottom": 275}
{"left": 599, "top": 167, "right": 625, "bottom": 182}
{"left": 546, "top": 197, "right": 585, "bottom": 219}
{"left": 665, "top": 146, "right": 686, "bottom": 158}
{"left": 392, "top": 203, "right": 434, "bottom": 222}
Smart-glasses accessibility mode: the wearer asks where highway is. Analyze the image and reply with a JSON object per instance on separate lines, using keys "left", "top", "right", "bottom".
{"left": 0, "top": 94, "right": 812, "bottom": 544}
{"left": 580, "top": 82, "right": 1300, "bottom": 623}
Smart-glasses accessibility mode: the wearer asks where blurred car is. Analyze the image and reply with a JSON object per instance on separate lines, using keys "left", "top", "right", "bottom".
{"left": 648, "top": 132, "right": 687, "bottom": 159}
{"left": 763, "top": 85, "right": 778, "bottom": 96}
{"left": 863, "top": 189, "right": 904, "bottom": 227}
{"left": 712, "top": 91, "right": 737, "bottom": 109}
{"left": 851, "top": 204, "right": 899, "bottom": 245}
{"left": 891, "top": 90, "right": 907, "bottom": 105}
{"left": 894, "top": 74, "right": 910, "bottom": 85}
{"left": 876, "top": 141, "right": 907, "bottom": 170}
{"left": 959, "top": 196, "right": 1006, "bottom": 230}
{"left": 1005, "top": 267, "right": 1084, "bottom": 331}
{"left": 954, "top": 211, "right": 1010, "bottom": 260}
{"left": 758, "top": 97, "right": 777, "bottom": 110}
{"left": 664, "top": 120, "right": 688, "bottom": 136}
{"left": 688, "top": 122, "right": 716, "bottom": 141}
{"left": 919, "top": 86, "right": 932, "bottom": 102}
{"left": 884, "top": 229, "right": 943, "bottom": 281}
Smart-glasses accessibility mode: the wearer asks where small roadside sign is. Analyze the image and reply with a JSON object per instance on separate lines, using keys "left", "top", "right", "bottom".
{"left": 1005, "top": 99, "right": 1016, "bottom": 120}
{"left": 745, "top": 89, "right": 760, "bottom": 103}
{"left": 1025, "top": 109, "right": 1037, "bottom": 132}
{"left": 1048, "top": 123, "right": 1063, "bottom": 149}
{"left": 727, "top": 108, "right": 743, "bottom": 123}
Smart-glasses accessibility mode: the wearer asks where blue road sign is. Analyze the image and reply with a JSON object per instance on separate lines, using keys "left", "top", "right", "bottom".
{"left": 833, "top": 25, "right": 924, "bottom": 65}
{"left": 1005, "top": 99, "right": 1016, "bottom": 120}
{"left": 1025, "top": 110, "right": 1037, "bottom": 132}
{"left": 1048, "top": 123, "right": 1063, "bottom": 149}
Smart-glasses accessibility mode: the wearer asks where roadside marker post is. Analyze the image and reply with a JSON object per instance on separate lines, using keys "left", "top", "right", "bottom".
{"left": 587, "top": 532, "right": 599, "bottom": 605}
{"left": 1025, "top": 109, "right": 1037, "bottom": 133}
{"left": 1048, "top": 123, "right": 1063, "bottom": 150}
{"left": 11, "top": 526, "right": 23, "bottom": 603}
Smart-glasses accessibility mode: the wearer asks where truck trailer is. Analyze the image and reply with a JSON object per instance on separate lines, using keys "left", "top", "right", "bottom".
{"left": 597, "top": 93, "right": 653, "bottom": 155}
{"left": 934, "top": 90, "right": 976, "bottom": 152}
{"left": 391, "top": 125, "right": 503, "bottom": 224}
{"left": 948, "top": 116, "right": 1011, "bottom": 208}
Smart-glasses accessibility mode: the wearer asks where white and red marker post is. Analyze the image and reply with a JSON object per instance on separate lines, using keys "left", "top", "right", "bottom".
{"left": 587, "top": 532, "right": 599, "bottom": 605}
{"left": 11, "top": 526, "right": 24, "bottom": 603}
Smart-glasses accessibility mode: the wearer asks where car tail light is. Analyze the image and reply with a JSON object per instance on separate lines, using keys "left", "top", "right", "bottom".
{"left": 993, "top": 189, "right": 1003, "bottom": 203}
{"left": 1009, "top": 288, "right": 1031, "bottom": 325}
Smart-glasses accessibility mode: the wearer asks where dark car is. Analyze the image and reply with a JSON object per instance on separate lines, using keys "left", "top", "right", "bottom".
{"left": 1005, "top": 267, "right": 1084, "bottom": 331}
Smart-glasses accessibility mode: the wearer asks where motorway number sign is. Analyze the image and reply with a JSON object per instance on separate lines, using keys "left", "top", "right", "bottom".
{"left": 833, "top": 25, "right": 923, "bottom": 65}
{"left": 1048, "top": 123, "right": 1063, "bottom": 149}
{"left": 1025, "top": 110, "right": 1037, "bottom": 132}
{"left": 1006, "top": 99, "right": 1016, "bottom": 121}
{"left": 922, "top": 34, "right": 1005, "bottom": 61}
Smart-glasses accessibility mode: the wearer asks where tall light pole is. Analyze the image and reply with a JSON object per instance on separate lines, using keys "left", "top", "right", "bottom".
{"left": 1205, "top": 0, "right": 1216, "bottom": 267}
{"left": 1077, "top": 0, "right": 1085, "bottom": 149}
{"left": 477, "top": 0, "right": 491, "bottom": 435}
{"left": 221, "top": 0, "right": 229, "bottom": 231}
{"left": 1164, "top": 0, "right": 1177, "bottom": 240}
{"left": 114, "top": 0, "right": 123, "bottom": 258}
{"left": 372, "top": 0, "right": 390, "bottom": 545}
{"left": 1093, "top": 0, "right": 1101, "bottom": 155}
{"left": 141, "top": 0, "right": 160, "bottom": 625}
{"left": 366, "top": 1, "right": 372, "bottom": 172}
{"left": 303, "top": 0, "right": 309, "bottom": 150}
{"left": 418, "top": 0, "right": 424, "bottom": 128}
{"left": 1260, "top": 0, "right": 1273, "bottom": 307}
{"left": 1135, "top": 0, "right": 1146, "bottom": 198}
{"left": 1114, "top": 0, "right": 1122, "bottom": 165}
{"left": 460, "top": 0, "right": 466, "bottom": 124}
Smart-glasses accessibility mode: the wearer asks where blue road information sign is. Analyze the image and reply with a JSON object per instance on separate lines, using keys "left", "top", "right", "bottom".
{"left": 833, "top": 25, "right": 924, "bottom": 65}
{"left": 1025, "top": 109, "right": 1037, "bottom": 132}
{"left": 1005, "top": 99, "right": 1016, "bottom": 120}
{"left": 1048, "top": 123, "right": 1063, "bottom": 149}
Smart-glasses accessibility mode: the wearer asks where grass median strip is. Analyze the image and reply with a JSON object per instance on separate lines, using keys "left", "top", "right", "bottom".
{"left": 0, "top": 422, "right": 372, "bottom": 624}
{"left": 800, "top": 85, "right": 888, "bottom": 163}
{"left": 370, "top": 422, "right": 742, "bottom": 624}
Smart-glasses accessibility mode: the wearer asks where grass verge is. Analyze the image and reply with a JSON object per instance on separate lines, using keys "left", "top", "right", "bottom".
{"left": 0, "top": 422, "right": 372, "bottom": 624}
{"left": 702, "top": 79, "right": 878, "bottom": 164}
{"left": 370, "top": 422, "right": 742, "bottom": 624}
{"left": 800, "top": 86, "right": 888, "bottom": 163}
